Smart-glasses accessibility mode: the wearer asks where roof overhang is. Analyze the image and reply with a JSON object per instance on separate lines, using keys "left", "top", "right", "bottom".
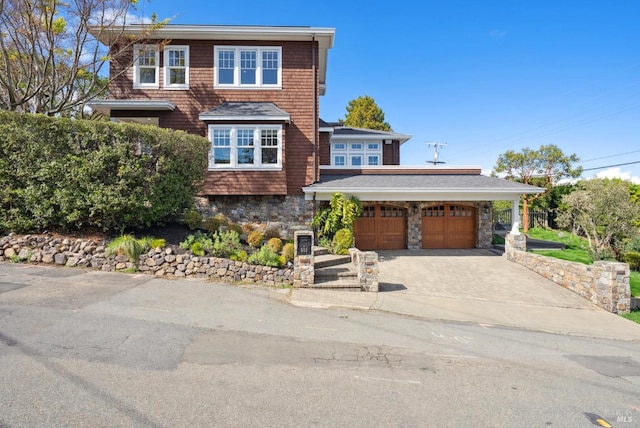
{"left": 303, "top": 188, "right": 541, "bottom": 202}
{"left": 330, "top": 127, "right": 412, "bottom": 144}
{"left": 88, "top": 24, "right": 335, "bottom": 95}
{"left": 87, "top": 99, "right": 175, "bottom": 116}
{"left": 198, "top": 102, "right": 291, "bottom": 123}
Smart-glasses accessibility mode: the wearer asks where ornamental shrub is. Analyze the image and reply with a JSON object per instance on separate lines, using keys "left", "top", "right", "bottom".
{"left": 266, "top": 237, "right": 283, "bottom": 253}
{"left": 0, "top": 111, "right": 209, "bottom": 233}
{"left": 247, "top": 230, "right": 264, "bottom": 248}
{"left": 203, "top": 217, "right": 221, "bottom": 233}
{"left": 264, "top": 226, "right": 282, "bottom": 240}
{"left": 211, "top": 230, "right": 243, "bottom": 258}
{"left": 281, "top": 243, "right": 294, "bottom": 263}
{"left": 624, "top": 251, "right": 640, "bottom": 271}
{"left": 184, "top": 209, "right": 202, "bottom": 230}
{"left": 248, "top": 245, "right": 282, "bottom": 267}
{"left": 332, "top": 228, "right": 354, "bottom": 255}
{"left": 105, "top": 235, "right": 144, "bottom": 262}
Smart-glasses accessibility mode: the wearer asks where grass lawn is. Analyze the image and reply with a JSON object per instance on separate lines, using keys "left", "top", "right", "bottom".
{"left": 526, "top": 228, "right": 640, "bottom": 297}
{"left": 621, "top": 310, "right": 640, "bottom": 323}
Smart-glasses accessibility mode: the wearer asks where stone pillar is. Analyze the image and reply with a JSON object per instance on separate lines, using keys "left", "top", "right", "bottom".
{"left": 293, "top": 231, "right": 314, "bottom": 288}
{"left": 349, "top": 248, "right": 379, "bottom": 292}
{"left": 504, "top": 233, "right": 526, "bottom": 260}
{"left": 594, "top": 261, "right": 630, "bottom": 314}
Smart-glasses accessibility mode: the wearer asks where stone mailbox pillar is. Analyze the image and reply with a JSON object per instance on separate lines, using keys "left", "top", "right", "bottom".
{"left": 293, "top": 231, "right": 314, "bottom": 288}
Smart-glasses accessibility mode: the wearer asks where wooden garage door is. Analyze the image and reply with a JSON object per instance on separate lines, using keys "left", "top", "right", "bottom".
{"left": 354, "top": 205, "right": 406, "bottom": 250}
{"left": 422, "top": 205, "right": 476, "bottom": 249}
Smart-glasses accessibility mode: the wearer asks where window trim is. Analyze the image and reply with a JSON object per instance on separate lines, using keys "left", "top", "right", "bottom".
{"left": 330, "top": 141, "right": 383, "bottom": 167}
{"left": 133, "top": 44, "right": 159, "bottom": 89}
{"left": 163, "top": 45, "right": 190, "bottom": 90}
{"left": 214, "top": 45, "right": 282, "bottom": 89}
{"left": 207, "top": 124, "right": 283, "bottom": 170}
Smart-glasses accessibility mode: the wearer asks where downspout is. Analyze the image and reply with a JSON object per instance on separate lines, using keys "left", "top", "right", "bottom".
{"left": 312, "top": 35, "right": 318, "bottom": 184}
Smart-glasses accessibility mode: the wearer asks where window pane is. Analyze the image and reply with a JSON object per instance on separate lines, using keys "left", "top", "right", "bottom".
{"left": 218, "top": 50, "right": 234, "bottom": 84}
{"left": 334, "top": 155, "right": 345, "bottom": 166}
{"left": 351, "top": 143, "right": 363, "bottom": 150}
{"left": 168, "top": 50, "right": 185, "bottom": 67}
{"left": 237, "top": 129, "right": 254, "bottom": 164}
{"left": 351, "top": 156, "right": 362, "bottom": 166}
{"left": 262, "top": 148, "right": 277, "bottom": 164}
{"left": 214, "top": 148, "right": 231, "bottom": 164}
{"left": 367, "top": 155, "right": 379, "bottom": 165}
{"left": 261, "top": 129, "right": 278, "bottom": 164}
{"left": 169, "top": 69, "right": 185, "bottom": 84}
{"left": 333, "top": 143, "right": 346, "bottom": 151}
{"left": 138, "top": 49, "right": 155, "bottom": 66}
{"left": 367, "top": 143, "right": 380, "bottom": 150}
{"left": 262, "top": 50, "right": 279, "bottom": 84}
{"left": 139, "top": 68, "right": 156, "bottom": 84}
{"left": 240, "top": 51, "right": 256, "bottom": 85}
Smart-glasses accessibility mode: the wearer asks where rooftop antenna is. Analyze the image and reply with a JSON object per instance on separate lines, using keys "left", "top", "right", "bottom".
{"left": 426, "top": 142, "right": 447, "bottom": 165}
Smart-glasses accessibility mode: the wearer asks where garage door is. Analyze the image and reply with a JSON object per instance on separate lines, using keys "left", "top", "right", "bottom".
{"left": 354, "top": 205, "right": 406, "bottom": 250}
{"left": 422, "top": 205, "right": 476, "bottom": 249}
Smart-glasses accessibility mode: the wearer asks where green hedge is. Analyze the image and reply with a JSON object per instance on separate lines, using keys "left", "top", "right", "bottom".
{"left": 0, "top": 111, "right": 210, "bottom": 233}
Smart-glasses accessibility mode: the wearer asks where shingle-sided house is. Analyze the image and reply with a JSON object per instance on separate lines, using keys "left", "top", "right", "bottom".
{"left": 89, "top": 24, "right": 542, "bottom": 250}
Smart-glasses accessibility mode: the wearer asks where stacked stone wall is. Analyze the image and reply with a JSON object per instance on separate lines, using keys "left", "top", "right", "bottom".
{"left": 505, "top": 234, "right": 630, "bottom": 314}
{"left": 0, "top": 233, "right": 292, "bottom": 286}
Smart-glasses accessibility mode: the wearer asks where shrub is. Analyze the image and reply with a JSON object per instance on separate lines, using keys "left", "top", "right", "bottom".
{"left": 139, "top": 236, "right": 166, "bottom": 250}
{"left": 203, "top": 217, "right": 221, "bottom": 233}
{"left": 248, "top": 245, "right": 282, "bottom": 267}
{"left": 106, "top": 235, "right": 144, "bottom": 262}
{"left": 332, "top": 228, "right": 353, "bottom": 255}
{"left": 228, "top": 223, "right": 243, "bottom": 235}
{"left": 0, "top": 111, "right": 209, "bottom": 233}
{"left": 242, "top": 224, "right": 255, "bottom": 233}
{"left": 624, "top": 251, "right": 640, "bottom": 271}
{"left": 318, "top": 235, "right": 332, "bottom": 249}
{"left": 184, "top": 209, "right": 202, "bottom": 230}
{"left": 230, "top": 250, "right": 248, "bottom": 262}
{"left": 211, "top": 230, "right": 243, "bottom": 258}
{"left": 247, "top": 230, "right": 264, "bottom": 248}
{"left": 266, "top": 237, "right": 283, "bottom": 253}
{"left": 263, "top": 226, "right": 281, "bottom": 240}
{"left": 180, "top": 232, "right": 213, "bottom": 255}
{"left": 281, "top": 243, "right": 294, "bottom": 263}
{"left": 214, "top": 213, "right": 229, "bottom": 227}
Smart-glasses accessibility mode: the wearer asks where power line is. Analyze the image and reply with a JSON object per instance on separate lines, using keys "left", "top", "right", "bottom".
{"left": 581, "top": 160, "right": 640, "bottom": 172}
{"left": 579, "top": 149, "right": 640, "bottom": 163}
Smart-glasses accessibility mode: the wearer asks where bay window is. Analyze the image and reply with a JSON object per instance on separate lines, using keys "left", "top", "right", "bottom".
{"left": 209, "top": 125, "right": 282, "bottom": 169}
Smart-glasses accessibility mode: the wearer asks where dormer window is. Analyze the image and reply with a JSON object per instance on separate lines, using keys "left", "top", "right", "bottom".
{"left": 133, "top": 44, "right": 159, "bottom": 89}
{"left": 214, "top": 46, "right": 282, "bottom": 89}
{"left": 331, "top": 142, "right": 381, "bottom": 166}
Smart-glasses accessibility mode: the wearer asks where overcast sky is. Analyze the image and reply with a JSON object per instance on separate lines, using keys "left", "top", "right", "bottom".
{"left": 137, "top": 0, "right": 640, "bottom": 183}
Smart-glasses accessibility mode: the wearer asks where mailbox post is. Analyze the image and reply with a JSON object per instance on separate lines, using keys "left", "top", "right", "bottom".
{"left": 293, "top": 231, "right": 314, "bottom": 287}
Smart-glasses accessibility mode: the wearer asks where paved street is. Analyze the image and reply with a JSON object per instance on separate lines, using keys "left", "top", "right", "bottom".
{"left": 1, "top": 262, "right": 640, "bottom": 427}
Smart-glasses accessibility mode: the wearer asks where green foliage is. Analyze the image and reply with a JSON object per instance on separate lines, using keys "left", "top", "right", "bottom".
{"left": 247, "top": 231, "right": 264, "bottom": 248}
{"left": 211, "top": 230, "right": 243, "bottom": 258}
{"left": 342, "top": 95, "right": 392, "bottom": 131}
{"left": 281, "top": 243, "right": 294, "bottom": 263}
{"left": 312, "top": 193, "right": 362, "bottom": 239}
{"left": 179, "top": 232, "right": 213, "bottom": 255}
{"left": 230, "top": 250, "right": 248, "bottom": 262}
{"left": 105, "top": 235, "right": 144, "bottom": 262}
{"left": 624, "top": 252, "right": 640, "bottom": 271}
{"left": 332, "top": 228, "right": 353, "bottom": 255}
{"left": 263, "top": 226, "right": 281, "bottom": 240}
{"left": 228, "top": 223, "right": 243, "bottom": 235}
{"left": 266, "top": 237, "right": 283, "bottom": 253}
{"left": 630, "top": 271, "right": 640, "bottom": 297}
{"left": 184, "top": 209, "right": 203, "bottom": 230}
{"left": 139, "top": 236, "right": 166, "bottom": 250}
{"left": 0, "top": 112, "right": 209, "bottom": 233}
{"left": 621, "top": 310, "right": 640, "bottom": 324}
{"left": 203, "top": 217, "right": 221, "bottom": 233}
{"left": 557, "top": 179, "right": 640, "bottom": 260}
{"left": 527, "top": 228, "right": 593, "bottom": 264}
{"left": 318, "top": 235, "right": 332, "bottom": 249}
{"left": 248, "top": 245, "right": 282, "bottom": 267}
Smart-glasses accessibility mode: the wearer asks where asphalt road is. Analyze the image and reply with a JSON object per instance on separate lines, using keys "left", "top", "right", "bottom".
{"left": 1, "top": 262, "right": 639, "bottom": 427}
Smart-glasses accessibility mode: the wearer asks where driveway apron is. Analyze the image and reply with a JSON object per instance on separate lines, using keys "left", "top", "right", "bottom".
{"left": 376, "top": 249, "right": 597, "bottom": 310}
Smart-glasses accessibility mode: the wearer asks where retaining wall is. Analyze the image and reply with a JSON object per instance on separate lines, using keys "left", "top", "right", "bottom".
{"left": 0, "top": 233, "right": 293, "bottom": 286}
{"left": 505, "top": 234, "right": 630, "bottom": 314}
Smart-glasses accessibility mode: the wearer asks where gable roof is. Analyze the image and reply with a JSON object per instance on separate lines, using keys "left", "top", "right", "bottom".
{"left": 199, "top": 102, "right": 291, "bottom": 122}
{"left": 303, "top": 174, "right": 544, "bottom": 201}
{"left": 89, "top": 24, "right": 335, "bottom": 94}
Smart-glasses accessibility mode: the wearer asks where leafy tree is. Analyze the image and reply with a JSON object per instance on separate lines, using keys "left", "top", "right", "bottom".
{"left": 312, "top": 193, "right": 362, "bottom": 238}
{"left": 341, "top": 95, "right": 391, "bottom": 131}
{"left": 0, "top": 0, "right": 166, "bottom": 116}
{"left": 557, "top": 178, "right": 640, "bottom": 260}
{"left": 493, "top": 144, "right": 582, "bottom": 232}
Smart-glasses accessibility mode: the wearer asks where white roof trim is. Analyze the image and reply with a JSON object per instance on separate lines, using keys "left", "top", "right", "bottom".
{"left": 198, "top": 114, "right": 291, "bottom": 122}
{"left": 87, "top": 99, "right": 175, "bottom": 115}
{"left": 303, "top": 188, "right": 540, "bottom": 202}
{"left": 319, "top": 165, "right": 482, "bottom": 171}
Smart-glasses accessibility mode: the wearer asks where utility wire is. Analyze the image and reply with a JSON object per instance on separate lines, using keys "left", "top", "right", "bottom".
{"left": 579, "top": 149, "right": 640, "bottom": 163}
{"left": 581, "top": 160, "right": 640, "bottom": 172}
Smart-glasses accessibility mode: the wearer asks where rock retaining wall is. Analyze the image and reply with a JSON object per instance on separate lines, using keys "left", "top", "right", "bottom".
{"left": 505, "top": 234, "right": 630, "bottom": 314}
{"left": 0, "top": 233, "right": 293, "bottom": 286}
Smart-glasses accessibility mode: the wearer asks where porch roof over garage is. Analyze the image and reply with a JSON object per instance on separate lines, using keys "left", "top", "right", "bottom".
{"left": 302, "top": 174, "right": 545, "bottom": 201}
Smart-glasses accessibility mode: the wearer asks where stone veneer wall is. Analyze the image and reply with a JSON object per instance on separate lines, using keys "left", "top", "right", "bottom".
{"left": 349, "top": 248, "right": 379, "bottom": 292}
{"left": 505, "top": 234, "right": 630, "bottom": 314}
{"left": 195, "top": 195, "right": 313, "bottom": 239}
{"left": 0, "top": 234, "right": 293, "bottom": 286}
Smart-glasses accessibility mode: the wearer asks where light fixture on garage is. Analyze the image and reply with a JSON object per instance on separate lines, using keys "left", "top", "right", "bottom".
{"left": 413, "top": 204, "right": 419, "bottom": 214}
{"left": 483, "top": 203, "right": 490, "bottom": 215}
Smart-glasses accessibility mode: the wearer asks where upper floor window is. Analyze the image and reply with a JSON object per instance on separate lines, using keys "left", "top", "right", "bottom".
{"left": 214, "top": 46, "right": 282, "bottom": 89}
{"left": 331, "top": 141, "right": 382, "bottom": 166}
{"left": 208, "top": 125, "right": 282, "bottom": 169}
{"left": 133, "top": 44, "right": 159, "bottom": 89}
{"left": 164, "top": 45, "right": 189, "bottom": 89}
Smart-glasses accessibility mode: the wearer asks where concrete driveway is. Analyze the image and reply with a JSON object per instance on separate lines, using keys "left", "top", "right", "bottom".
{"left": 376, "top": 249, "right": 595, "bottom": 310}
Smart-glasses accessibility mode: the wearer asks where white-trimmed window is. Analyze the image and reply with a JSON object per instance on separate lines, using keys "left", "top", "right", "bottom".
{"left": 331, "top": 141, "right": 382, "bottom": 166}
{"left": 208, "top": 125, "right": 282, "bottom": 169}
{"left": 164, "top": 45, "right": 189, "bottom": 89}
{"left": 214, "top": 46, "right": 282, "bottom": 89}
{"left": 133, "top": 44, "right": 159, "bottom": 89}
